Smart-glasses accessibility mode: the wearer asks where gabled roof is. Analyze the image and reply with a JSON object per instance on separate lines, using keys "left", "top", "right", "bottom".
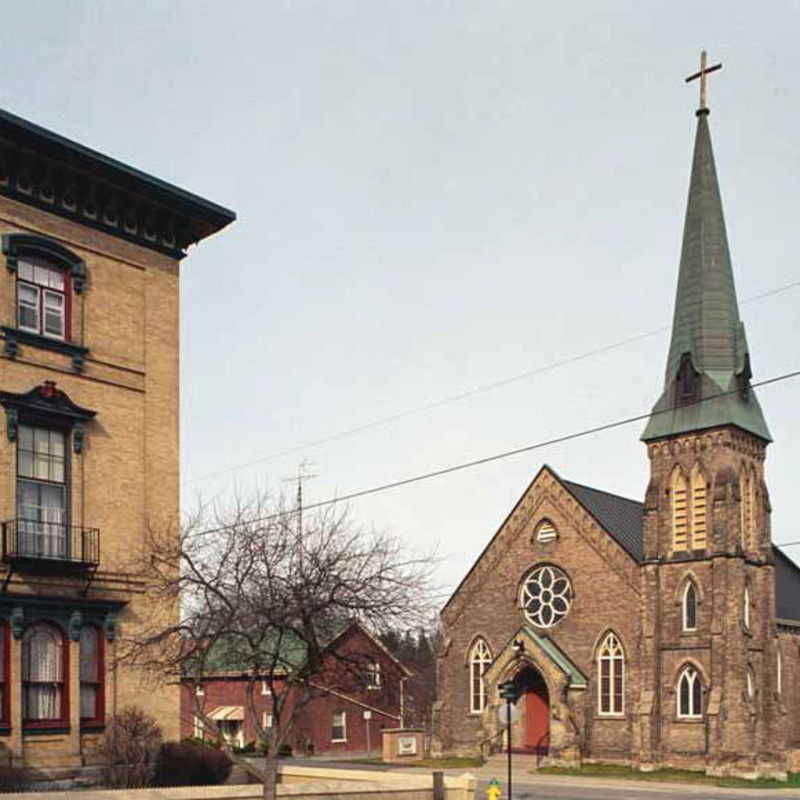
{"left": 561, "top": 479, "right": 644, "bottom": 561}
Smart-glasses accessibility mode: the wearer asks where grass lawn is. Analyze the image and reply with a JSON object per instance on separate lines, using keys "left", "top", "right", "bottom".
{"left": 343, "top": 757, "right": 484, "bottom": 769}
{"left": 538, "top": 763, "right": 800, "bottom": 789}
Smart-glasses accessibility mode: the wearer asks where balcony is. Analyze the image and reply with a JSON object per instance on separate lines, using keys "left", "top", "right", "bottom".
{"left": 1, "top": 519, "right": 99, "bottom": 572}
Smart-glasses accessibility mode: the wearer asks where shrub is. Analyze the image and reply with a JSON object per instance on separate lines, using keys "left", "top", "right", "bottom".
{"left": 278, "top": 743, "right": 293, "bottom": 758}
{"left": 99, "top": 706, "right": 163, "bottom": 789}
{"left": 153, "top": 741, "right": 232, "bottom": 787}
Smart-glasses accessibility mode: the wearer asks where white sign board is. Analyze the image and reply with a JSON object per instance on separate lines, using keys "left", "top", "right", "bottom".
{"left": 398, "top": 736, "right": 418, "bottom": 756}
{"left": 497, "top": 702, "right": 520, "bottom": 727}
{"left": 363, "top": 710, "right": 372, "bottom": 720}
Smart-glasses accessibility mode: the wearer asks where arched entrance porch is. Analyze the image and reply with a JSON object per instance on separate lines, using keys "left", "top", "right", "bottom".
{"left": 514, "top": 665, "right": 549, "bottom": 754}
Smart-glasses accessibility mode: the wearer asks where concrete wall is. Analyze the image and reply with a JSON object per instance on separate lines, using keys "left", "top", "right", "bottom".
{"left": 0, "top": 766, "right": 476, "bottom": 800}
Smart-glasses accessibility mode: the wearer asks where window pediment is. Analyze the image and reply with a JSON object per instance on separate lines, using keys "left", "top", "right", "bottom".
{"left": 0, "top": 381, "right": 96, "bottom": 452}
{"left": 3, "top": 234, "right": 86, "bottom": 293}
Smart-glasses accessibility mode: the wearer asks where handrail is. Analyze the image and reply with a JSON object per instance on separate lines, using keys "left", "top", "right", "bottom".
{"left": 1, "top": 518, "right": 99, "bottom": 566}
{"left": 535, "top": 731, "right": 550, "bottom": 768}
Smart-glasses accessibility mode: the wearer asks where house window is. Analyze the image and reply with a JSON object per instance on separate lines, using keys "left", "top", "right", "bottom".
{"left": 16, "top": 257, "right": 68, "bottom": 339}
{"left": 193, "top": 714, "right": 205, "bottom": 740}
{"left": 682, "top": 581, "right": 698, "bottom": 632}
{"left": 331, "top": 711, "right": 347, "bottom": 742}
{"left": 366, "top": 661, "right": 381, "bottom": 689}
{"left": 218, "top": 719, "right": 244, "bottom": 749}
{"left": 677, "top": 665, "right": 703, "bottom": 719}
{"left": 22, "top": 622, "right": 67, "bottom": 726}
{"left": 80, "top": 626, "right": 103, "bottom": 725}
{"left": 261, "top": 680, "right": 269, "bottom": 695}
{"left": 262, "top": 712, "right": 273, "bottom": 729}
{"left": 469, "top": 638, "right": 492, "bottom": 714}
{"left": 597, "top": 632, "right": 624, "bottom": 716}
{"left": 16, "top": 425, "right": 68, "bottom": 559}
{"left": 195, "top": 683, "right": 204, "bottom": 696}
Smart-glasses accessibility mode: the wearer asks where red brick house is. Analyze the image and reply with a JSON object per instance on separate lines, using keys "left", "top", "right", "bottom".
{"left": 180, "top": 622, "right": 411, "bottom": 756}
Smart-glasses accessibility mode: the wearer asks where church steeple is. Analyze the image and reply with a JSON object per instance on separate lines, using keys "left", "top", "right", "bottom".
{"left": 641, "top": 105, "right": 771, "bottom": 443}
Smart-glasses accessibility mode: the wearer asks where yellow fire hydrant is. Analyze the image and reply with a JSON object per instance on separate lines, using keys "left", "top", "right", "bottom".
{"left": 486, "top": 777, "right": 502, "bottom": 800}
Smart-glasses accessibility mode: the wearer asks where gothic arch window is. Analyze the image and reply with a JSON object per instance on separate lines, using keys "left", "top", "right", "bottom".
{"left": 743, "top": 583, "right": 751, "bottom": 631}
{"left": 671, "top": 468, "right": 689, "bottom": 552}
{"left": 740, "top": 467, "right": 756, "bottom": 550}
{"left": 690, "top": 465, "right": 707, "bottom": 550}
{"left": 676, "top": 664, "right": 703, "bottom": 719}
{"left": 469, "top": 638, "right": 492, "bottom": 714}
{"left": 22, "top": 621, "right": 67, "bottom": 727}
{"left": 746, "top": 666, "right": 755, "bottom": 700}
{"left": 682, "top": 580, "right": 698, "bottom": 632}
{"left": 597, "top": 632, "right": 624, "bottom": 716}
{"left": 520, "top": 564, "right": 573, "bottom": 628}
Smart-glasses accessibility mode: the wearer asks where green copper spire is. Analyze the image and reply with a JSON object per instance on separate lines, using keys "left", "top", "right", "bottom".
{"left": 642, "top": 110, "right": 771, "bottom": 443}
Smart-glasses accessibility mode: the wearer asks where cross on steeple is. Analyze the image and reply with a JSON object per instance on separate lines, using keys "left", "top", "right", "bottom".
{"left": 685, "top": 50, "right": 722, "bottom": 111}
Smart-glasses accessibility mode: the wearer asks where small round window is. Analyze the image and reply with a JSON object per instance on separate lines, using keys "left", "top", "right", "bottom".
{"left": 520, "top": 565, "right": 573, "bottom": 628}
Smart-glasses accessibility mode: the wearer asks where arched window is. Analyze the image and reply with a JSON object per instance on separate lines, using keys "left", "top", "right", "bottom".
{"left": 672, "top": 468, "right": 689, "bottom": 552}
{"left": 690, "top": 466, "right": 707, "bottom": 550}
{"left": 746, "top": 667, "right": 755, "bottom": 700}
{"left": 535, "top": 520, "right": 558, "bottom": 543}
{"left": 22, "top": 622, "right": 66, "bottom": 726}
{"left": 597, "top": 632, "right": 624, "bottom": 716}
{"left": 676, "top": 665, "right": 703, "bottom": 719}
{"left": 682, "top": 581, "right": 698, "bottom": 632}
{"left": 743, "top": 583, "right": 751, "bottom": 631}
{"left": 80, "top": 626, "right": 104, "bottom": 726}
{"left": 469, "top": 639, "right": 492, "bottom": 714}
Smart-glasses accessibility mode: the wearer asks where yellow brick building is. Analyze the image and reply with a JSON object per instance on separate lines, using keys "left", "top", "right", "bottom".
{"left": 0, "top": 110, "right": 234, "bottom": 769}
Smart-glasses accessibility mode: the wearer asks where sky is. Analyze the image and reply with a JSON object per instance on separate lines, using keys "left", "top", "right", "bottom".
{"left": 3, "top": 1, "right": 800, "bottom": 597}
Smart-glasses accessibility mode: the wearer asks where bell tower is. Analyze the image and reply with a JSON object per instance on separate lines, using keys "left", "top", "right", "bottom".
{"left": 636, "top": 55, "right": 785, "bottom": 779}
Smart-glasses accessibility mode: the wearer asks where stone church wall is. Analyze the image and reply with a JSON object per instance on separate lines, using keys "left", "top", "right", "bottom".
{"left": 436, "top": 469, "right": 642, "bottom": 761}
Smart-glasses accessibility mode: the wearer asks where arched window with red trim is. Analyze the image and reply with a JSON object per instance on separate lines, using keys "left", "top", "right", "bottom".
{"left": 80, "top": 625, "right": 104, "bottom": 726}
{"left": 22, "top": 622, "right": 67, "bottom": 727}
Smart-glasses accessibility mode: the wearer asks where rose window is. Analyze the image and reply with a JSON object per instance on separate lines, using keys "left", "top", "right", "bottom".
{"left": 520, "top": 565, "right": 572, "bottom": 628}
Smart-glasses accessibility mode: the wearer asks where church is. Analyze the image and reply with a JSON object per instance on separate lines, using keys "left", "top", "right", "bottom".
{"left": 433, "top": 64, "right": 800, "bottom": 780}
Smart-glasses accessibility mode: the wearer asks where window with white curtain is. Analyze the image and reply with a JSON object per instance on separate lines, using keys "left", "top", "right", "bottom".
{"left": 22, "top": 623, "right": 64, "bottom": 723}
{"left": 16, "top": 426, "right": 67, "bottom": 559}
{"left": 80, "top": 626, "right": 102, "bottom": 722}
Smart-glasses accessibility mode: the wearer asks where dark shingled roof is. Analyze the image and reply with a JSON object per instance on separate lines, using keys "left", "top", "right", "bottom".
{"left": 561, "top": 479, "right": 645, "bottom": 561}
{"left": 774, "top": 546, "right": 800, "bottom": 623}
{"left": 562, "top": 475, "right": 800, "bottom": 623}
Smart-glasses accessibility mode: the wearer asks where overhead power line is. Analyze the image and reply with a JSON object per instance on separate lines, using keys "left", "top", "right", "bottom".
{"left": 189, "top": 367, "right": 800, "bottom": 540}
{"left": 184, "top": 277, "right": 800, "bottom": 487}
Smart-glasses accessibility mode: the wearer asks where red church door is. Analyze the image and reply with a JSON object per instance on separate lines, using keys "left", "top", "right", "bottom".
{"left": 517, "top": 667, "right": 549, "bottom": 752}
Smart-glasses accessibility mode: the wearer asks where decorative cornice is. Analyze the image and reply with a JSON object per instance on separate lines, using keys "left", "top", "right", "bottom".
{"left": 0, "top": 108, "right": 235, "bottom": 259}
{"left": 1, "top": 326, "right": 88, "bottom": 373}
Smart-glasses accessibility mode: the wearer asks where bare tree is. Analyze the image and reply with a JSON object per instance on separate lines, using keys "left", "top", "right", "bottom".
{"left": 120, "top": 490, "right": 436, "bottom": 800}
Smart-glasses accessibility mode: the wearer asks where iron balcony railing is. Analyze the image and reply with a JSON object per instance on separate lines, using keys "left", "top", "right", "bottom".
{"left": 1, "top": 519, "right": 99, "bottom": 567}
